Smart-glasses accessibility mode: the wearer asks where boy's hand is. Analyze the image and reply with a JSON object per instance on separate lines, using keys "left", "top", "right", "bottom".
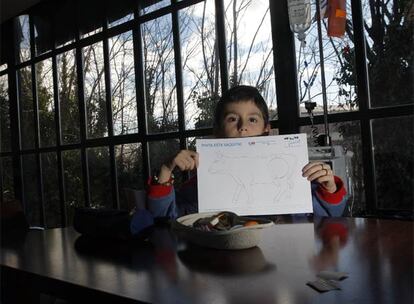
{"left": 158, "top": 150, "right": 199, "bottom": 183}
{"left": 302, "top": 162, "right": 337, "bottom": 193}
{"left": 171, "top": 150, "right": 199, "bottom": 172}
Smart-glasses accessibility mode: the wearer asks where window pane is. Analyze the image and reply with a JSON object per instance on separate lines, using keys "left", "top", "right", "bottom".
{"left": 37, "top": 59, "right": 56, "bottom": 147}
{"left": 148, "top": 139, "right": 180, "bottom": 175}
{"left": 55, "top": 0, "right": 76, "bottom": 48}
{"left": 1, "top": 157, "right": 14, "bottom": 201}
{"left": 142, "top": 15, "right": 178, "bottom": 134}
{"left": 224, "top": 0, "right": 277, "bottom": 118}
{"left": 22, "top": 154, "right": 41, "bottom": 226}
{"left": 300, "top": 121, "right": 364, "bottom": 216}
{"left": 41, "top": 152, "right": 61, "bottom": 228}
{"left": 296, "top": 2, "right": 357, "bottom": 117}
{"left": 83, "top": 42, "right": 108, "bottom": 138}
{"left": 88, "top": 147, "right": 112, "bottom": 208}
{"left": 107, "top": 0, "right": 134, "bottom": 29}
{"left": 0, "top": 74, "right": 11, "bottom": 152}
{"left": 14, "top": 15, "right": 31, "bottom": 63}
{"left": 141, "top": 0, "right": 170, "bottom": 14}
{"left": 186, "top": 136, "right": 207, "bottom": 186}
{"left": 362, "top": 0, "right": 413, "bottom": 107}
{"left": 109, "top": 14, "right": 134, "bottom": 28}
{"left": 58, "top": 50, "right": 80, "bottom": 144}
{"left": 180, "top": 1, "right": 221, "bottom": 130}
{"left": 372, "top": 116, "right": 414, "bottom": 211}
{"left": 116, "top": 143, "right": 144, "bottom": 209}
{"left": 78, "top": 2, "right": 103, "bottom": 39}
{"left": 18, "top": 66, "right": 35, "bottom": 150}
{"left": 33, "top": 10, "right": 53, "bottom": 56}
{"left": 187, "top": 137, "right": 197, "bottom": 150}
{"left": 149, "top": 139, "right": 185, "bottom": 185}
{"left": 62, "top": 150, "right": 84, "bottom": 224}
{"left": 109, "top": 32, "right": 138, "bottom": 135}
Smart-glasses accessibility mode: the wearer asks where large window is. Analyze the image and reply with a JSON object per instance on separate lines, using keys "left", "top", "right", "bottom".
{"left": 0, "top": 0, "right": 412, "bottom": 227}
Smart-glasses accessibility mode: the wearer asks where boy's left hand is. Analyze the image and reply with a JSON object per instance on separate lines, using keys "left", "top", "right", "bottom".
{"left": 302, "top": 162, "right": 337, "bottom": 193}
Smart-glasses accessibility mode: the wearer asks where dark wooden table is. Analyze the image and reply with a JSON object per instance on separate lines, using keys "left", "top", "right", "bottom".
{"left": 1, "top": 216, "right": 413, "bottom": 304}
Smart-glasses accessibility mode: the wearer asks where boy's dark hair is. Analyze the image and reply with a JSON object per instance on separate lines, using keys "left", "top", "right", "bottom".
{"left": 213, "top": 85, "right": 269, "bottom": 137}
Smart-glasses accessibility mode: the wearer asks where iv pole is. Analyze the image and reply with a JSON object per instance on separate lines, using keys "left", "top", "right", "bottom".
{"left": 314, "top": 0, "right": 331, "bottom": 146}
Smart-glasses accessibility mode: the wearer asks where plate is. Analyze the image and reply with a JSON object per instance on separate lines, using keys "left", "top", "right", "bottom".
{"left": 172, "top": 212, "right": 274, "bottom": 250}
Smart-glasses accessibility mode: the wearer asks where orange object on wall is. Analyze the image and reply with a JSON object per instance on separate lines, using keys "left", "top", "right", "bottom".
{"left": 327, "top": 0, "right": 347, "bottom": 37}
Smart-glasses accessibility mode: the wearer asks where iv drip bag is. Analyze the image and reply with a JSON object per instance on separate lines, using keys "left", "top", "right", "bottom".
{"left": 287, "top": 0, "right": 312, "bottom": 42}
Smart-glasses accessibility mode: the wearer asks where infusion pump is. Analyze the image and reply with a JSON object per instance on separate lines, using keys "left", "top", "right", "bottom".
{"left": 308, "top": 145, "right": 353, "bottom": 197}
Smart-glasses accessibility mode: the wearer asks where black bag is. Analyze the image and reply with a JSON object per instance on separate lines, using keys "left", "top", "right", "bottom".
{"left": 73, "top": 208, "right": 132, "bottom": 240}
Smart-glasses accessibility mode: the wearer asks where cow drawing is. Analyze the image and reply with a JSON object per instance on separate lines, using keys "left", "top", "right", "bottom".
{"left": 208, "top": 152, "right": 297, "bottom": 205}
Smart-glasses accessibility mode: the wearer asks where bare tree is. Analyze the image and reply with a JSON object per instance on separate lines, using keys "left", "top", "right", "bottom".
{"left": 180, "top": 0, "right": 275, "bottom": 128}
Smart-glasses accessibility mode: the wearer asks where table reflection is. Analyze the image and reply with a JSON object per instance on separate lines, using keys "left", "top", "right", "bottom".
{"left": 178, "top": 244, "right": 275, "bottom": 276}
{"left": 310, "top": 217, "right": 350, "bottom": 271}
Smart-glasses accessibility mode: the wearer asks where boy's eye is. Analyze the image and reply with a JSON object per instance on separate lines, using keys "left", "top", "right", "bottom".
{"left": 226, "top": 116, "right": 238, "bottom": 123}
{"left": 249, "top": 117, "right": 258, "bottom": 123}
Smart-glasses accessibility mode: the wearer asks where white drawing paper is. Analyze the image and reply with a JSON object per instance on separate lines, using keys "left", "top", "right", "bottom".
{"left": 196, "top": 134, "right": 313, "bottom": 215}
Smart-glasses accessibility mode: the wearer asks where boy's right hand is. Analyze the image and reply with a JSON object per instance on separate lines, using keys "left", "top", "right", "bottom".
{"left": 158, "top": 150, "right": 199, "bottom": 184}
{"left": 172, "top": 149, "right": 199, "bottom": 172}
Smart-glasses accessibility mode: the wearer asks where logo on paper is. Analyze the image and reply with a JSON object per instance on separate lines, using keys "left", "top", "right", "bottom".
{"left": 283, "top": 135, "right": 301, "bottom": 147}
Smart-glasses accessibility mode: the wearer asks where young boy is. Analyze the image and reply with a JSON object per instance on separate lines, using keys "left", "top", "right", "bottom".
{"left": 147, "top": 85, "right": 347, "bottom": 219}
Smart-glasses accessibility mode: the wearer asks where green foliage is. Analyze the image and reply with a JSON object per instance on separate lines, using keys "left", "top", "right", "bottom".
{"left": 19, "top": 67, "right": 35, "bottom": 149}
{"left": 0, "top": 77, "right": 11, "bottom": 152}
{"left": 86, "top": 95, "right": 108, "bottom": 138}
{"left": 36, "top": 62, "right": 56, "bottom": 147}
{"left": 193, "top": 90, "right": 220, "bottom": 129}
{"left": 62, "top": 150, "right": 84, "bottom": 224}
{"left": 59, "top": 52, "right": 80, "bottom": 144}
{"left": 336, "top": 0, "right": 413, "bottom": 107}
{"left": 333, "top": 45, "right": 358, "bottom": 110}
{"left": 372, "top": 117, "right": 414, "bottom": 211}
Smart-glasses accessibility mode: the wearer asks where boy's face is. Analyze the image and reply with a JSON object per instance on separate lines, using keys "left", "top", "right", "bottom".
{"left": 222, "top": 100, "right": 270, "bottom": 138}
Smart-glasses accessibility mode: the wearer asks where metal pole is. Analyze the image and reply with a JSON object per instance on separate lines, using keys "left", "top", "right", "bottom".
{"left": 315, "top": 0, "right": 331, "bottom": 146}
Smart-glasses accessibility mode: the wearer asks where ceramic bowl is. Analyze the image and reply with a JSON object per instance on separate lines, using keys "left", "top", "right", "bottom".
{"left": 172, "top": 212, "right": 274, "bottom": 250}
